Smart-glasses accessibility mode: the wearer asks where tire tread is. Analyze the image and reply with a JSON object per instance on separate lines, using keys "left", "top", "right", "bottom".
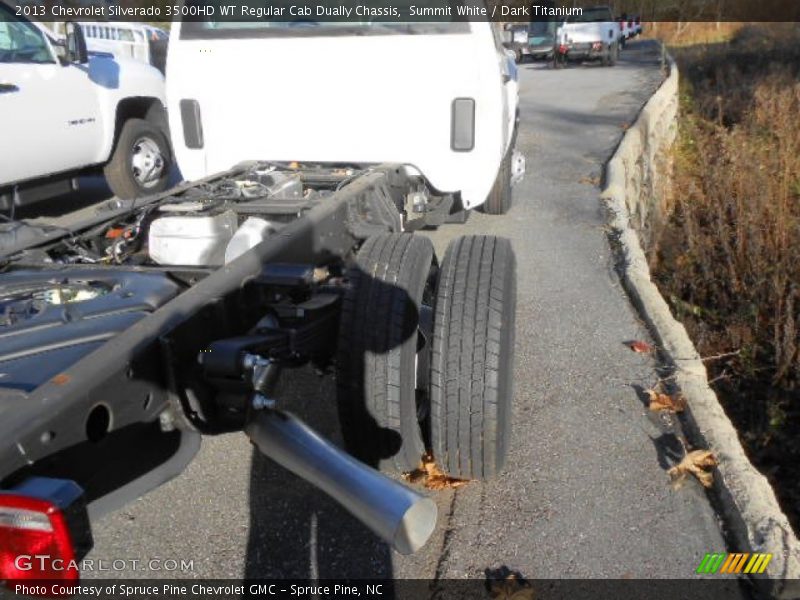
{"left": 430, "top": 235, "right": 516, "bottom": 480}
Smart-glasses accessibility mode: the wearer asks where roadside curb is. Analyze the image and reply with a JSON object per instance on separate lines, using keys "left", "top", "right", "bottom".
{"left": 601, "top": 48, "right": 800, "bottom": 597}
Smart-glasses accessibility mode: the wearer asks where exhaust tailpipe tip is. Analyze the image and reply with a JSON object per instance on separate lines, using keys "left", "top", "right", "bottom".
{"left": 246, "top": 410, "right": 438, "bottom": 555}
{"left": 392, "top": 496, "right": 437, "bottom": 555}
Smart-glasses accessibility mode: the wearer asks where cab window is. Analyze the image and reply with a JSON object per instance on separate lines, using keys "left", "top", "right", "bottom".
{"left": 0, "top": 6, "right": 54, "bottom": 64}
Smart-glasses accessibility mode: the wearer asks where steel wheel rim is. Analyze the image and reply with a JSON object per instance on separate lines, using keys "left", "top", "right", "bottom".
{"left": 130, "top": 136, "right": 165, "bottom": 188}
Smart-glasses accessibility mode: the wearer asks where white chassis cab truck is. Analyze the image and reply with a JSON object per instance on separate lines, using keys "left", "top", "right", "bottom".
{"left": 0, "top": 3, "right": 171, "bottom": 209}
{"left": 167, "top": 19, "right": 524, "bottom": 216}
{"left": 0, "top": 16, "right": 522, "bottom": 575}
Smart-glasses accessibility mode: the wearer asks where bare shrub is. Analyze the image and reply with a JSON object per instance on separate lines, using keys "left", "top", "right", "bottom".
{"left": 654, "top": 25, "right": 800, "bottom": 530}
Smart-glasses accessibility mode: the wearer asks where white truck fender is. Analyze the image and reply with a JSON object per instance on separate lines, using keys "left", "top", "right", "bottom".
{"left": 89, "top": 56, "right": 167, "bottom": 164}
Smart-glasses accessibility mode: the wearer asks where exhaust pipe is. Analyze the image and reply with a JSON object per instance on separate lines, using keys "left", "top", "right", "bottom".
{"left": 245, "top": 410, "right": 437, "bottom": 555}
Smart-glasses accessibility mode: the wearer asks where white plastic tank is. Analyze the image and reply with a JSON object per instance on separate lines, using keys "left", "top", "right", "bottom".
{"left": 148, "top": 210, "right": 239, "bottom": 266}
{"left": 224, "top": 217, "right": 275, "bottom": 264}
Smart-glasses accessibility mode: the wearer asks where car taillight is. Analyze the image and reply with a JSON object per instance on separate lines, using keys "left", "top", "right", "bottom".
{"left": 0, "top": 479, "right": 92, "bottom": 589}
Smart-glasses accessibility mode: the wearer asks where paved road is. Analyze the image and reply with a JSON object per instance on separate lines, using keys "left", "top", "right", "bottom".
{"left": 87, "top": 41, "right": 737, "bottom": 586}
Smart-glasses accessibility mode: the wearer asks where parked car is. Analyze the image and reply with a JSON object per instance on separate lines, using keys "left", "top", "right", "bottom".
{"left": 0, "top": 5, "right": 171, "bottom": 207}
{"left": 168, "top": 20, "right": 524, "bottom": 215}
{"left": 557, "top": 6, "right": 620, "bottom": 66}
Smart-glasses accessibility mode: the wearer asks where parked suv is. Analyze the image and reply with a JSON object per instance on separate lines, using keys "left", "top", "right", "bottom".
{"left": 0, "top": 3, "right": 171, "bottom": 208}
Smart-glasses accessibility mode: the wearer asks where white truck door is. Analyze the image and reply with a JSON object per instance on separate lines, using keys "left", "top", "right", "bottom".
{"left": 0, "top": 12, "right": 102, "bottom": 186}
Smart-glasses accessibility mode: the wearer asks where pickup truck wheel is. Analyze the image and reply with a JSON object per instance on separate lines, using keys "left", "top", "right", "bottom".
{"left": 104, "top": 118, "right": 171, "bottom": 200}
{"left": 429, "top": 235, "right": 517, "bottom": 480}
{"left": 337, "top": 233, "right": 436, "bottom": 473}
{"left": 482, "top": 152, "right": 512, "bottom": 215}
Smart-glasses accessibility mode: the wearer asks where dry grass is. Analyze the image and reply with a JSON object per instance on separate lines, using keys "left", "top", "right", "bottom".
{"left": 652, "top": 24, "right": 800, "bottom": 531}
{"left": 643, "top": 22, "right": 744, "bottom": 46}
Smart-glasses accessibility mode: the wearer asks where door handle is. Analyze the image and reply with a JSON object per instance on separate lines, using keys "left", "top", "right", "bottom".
{"left": 0, "top": 83, "right": 20, "bottom": 93}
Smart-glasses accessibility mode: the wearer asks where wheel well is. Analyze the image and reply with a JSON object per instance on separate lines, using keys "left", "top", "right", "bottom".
{"left": 113, "top": 97, "right": 169, "bottom": 148}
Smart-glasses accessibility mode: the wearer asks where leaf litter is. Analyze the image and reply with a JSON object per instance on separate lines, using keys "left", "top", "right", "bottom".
{"left": 487, "top": 572, "right": 535, "bottom": 600}
{"left": 403, "top": 453, "right": 469, "bottom": 490}
{"left": 668, "top": 450, "right": 718, "bottom": 489}
{"left": 646, "top": 389, "right": 687, "bottom": 413}
{"left": 625, "top": 340, "right": 654, "bottom": 353}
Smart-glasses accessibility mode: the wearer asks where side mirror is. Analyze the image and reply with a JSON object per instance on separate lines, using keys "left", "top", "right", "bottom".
{"left": 65, "top": 22, "right": 88, "bottom": 64}
{"left": 52, "top": 38, "right": 67, "bottom": 62}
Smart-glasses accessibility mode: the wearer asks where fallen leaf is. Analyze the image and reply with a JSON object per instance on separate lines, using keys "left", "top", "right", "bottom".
{"left": 668, "top": 449, "right": 718, "bottom": 488}
{"left": 488, "top": 573, "right": 535, "bottom": 600}
{"left": 403, "top": 454, "right": 469, "bottom": 491}
{"left": 646, "top": 389, "right": 687, "bottom": 413}
{"left": 625, "top": 340, "right": 653, "bottom": 353}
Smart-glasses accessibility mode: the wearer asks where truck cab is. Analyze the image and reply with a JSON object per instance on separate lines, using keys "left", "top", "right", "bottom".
{"left": 0, "top": 3, "right": 171, "bottom": 207}
{"left": 167, "top": 19, "right": 522, "bottom": 215}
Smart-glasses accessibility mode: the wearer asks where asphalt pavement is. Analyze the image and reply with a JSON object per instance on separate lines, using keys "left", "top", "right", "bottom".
{"left": 85, "top": 41, "right": 740, "bottom": 587}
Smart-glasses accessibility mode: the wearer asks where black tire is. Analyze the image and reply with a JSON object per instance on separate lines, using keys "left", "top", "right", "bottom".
{"left": 337, "top": 233, "right": 435, "bottom": 473}
{"left": 482, "top": 152, "right": 512, "bottom": 215}
{"left": 429, "top": 236, "right": 517, "bottom": 480}
{"left": 104, "top": 118, "right": 171, "bottom": 200}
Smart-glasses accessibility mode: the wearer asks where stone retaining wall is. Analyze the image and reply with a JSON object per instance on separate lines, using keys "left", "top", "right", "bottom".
{"left": 601, "top": 50, "right": 800, "bottom": 598}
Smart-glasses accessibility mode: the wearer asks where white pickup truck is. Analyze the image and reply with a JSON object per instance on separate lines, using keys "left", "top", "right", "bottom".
{"left": 557, "top": 5, "right": 620, "bottom": 66}
{"left": 0, "top": 4, "right": 171, "bottom": 209}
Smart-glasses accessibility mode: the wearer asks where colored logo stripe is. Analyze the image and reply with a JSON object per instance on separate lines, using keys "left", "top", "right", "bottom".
{"left": 696, "top": 553, "right": 725, "bottom": 574}
{"left": 697, "top": 553, "right": 772, "bottom": 574}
